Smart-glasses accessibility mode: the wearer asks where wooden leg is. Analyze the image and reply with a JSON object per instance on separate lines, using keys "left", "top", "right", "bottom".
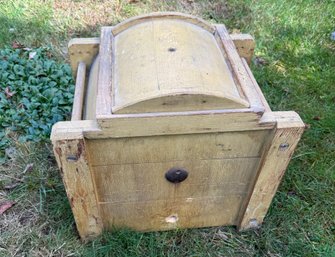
{"left": 53, "top": 138, "right": 103, "bottom": 240}
{"left": 238, "top": 111, "right": 305, "bottom": 230}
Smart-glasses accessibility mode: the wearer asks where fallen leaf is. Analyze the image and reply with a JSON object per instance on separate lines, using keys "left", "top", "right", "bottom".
{"left": 0, "top": 201, "right": 15, "bottom": 215}
{"left": 215, "top": 230, "right": 229, "bottom": 240}
{"left": 5, "top": 87, "right": 14, "bottom": 98}
{"left": 12, "top": 41, "right": 24, "bottom": 49}
{"left": 29, "top": 51, "right": 37, "bottom": 59}
{"left": 313, "top": 116, "right": 321, "bottom": 121}
{"left": 23, "top": 163, "right": 34, "bottom": 174}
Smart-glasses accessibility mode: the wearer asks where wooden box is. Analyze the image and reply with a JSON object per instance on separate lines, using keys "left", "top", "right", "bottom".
{"left": 51, "top": 13, "right": 304, "bottom": 240}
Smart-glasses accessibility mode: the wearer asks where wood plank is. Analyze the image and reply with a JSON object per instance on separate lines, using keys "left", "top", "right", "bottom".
{"left": 71, "top": 61, "right": 86, "bottom": 121}
{"left": 216, "top": 25, "right": 264, "bottom": 110}
{"left": 238, "top": 111, "right": 304, "bottom": 230}
{"left": 100, "top": 195, "right": 243, "bottom": 231}
{"left": 230, "top": 34, "right": 255, "bottom": 64}
{"left": 111, "top": 12, "right": 215, "bottom": 36}
{"left": 241, "top": 58, "right": 271, "bottom": 112}
{"left": 92, "top": 158, "right": 260, "bottom": 203}
{"left": 96, "top": 109, "right": 273, "bottom": 138}
{"left": 112, "top": 19, "right": 248, "bottom": 114}
{"left": 86, "top": 130, "right": 269, "bottom": 166}
{"left": 52, "top": 138, "right": 103, "bottom": 240}
{"left": 68, "top": 37, "right": 100, "bottom": 76}
{"left": 96, "top": 27, "right": 113, "bottom": 116}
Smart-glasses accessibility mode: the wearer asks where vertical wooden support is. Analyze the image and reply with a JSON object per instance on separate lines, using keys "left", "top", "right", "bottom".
{"left": 96, "top": 27, "right": 113, "bottom": 117}
{"left": 230, "top": 34, "right": 255, "bottom": 64}
{"left": 238, "top": 111, "right": 305, "bottom": 230}
{"left": 53, "top": 137, "right": 102, "bottom": 240}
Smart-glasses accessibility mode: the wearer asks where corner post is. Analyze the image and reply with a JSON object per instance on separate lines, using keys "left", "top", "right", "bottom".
{"left": 238, "top": 111, "right": 305, "bottom": 230}
{"left": 52, "top": 125, "right": 103, "bottom": 240}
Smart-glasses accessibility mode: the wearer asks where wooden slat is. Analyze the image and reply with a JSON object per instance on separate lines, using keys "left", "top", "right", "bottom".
{"left": 238, "top": 111, "right": 304, "bottom": 230}
{"left": 96, "top": 109, "right": 273, "bottom": 138}
{"left": 96, "top": 27, "right": 113, "bottom": 116}
{"left": 100, "top": 195, "right": 244, "bottom": 231}
{"left": 71, "top": 61, "right": 86, "bottom": 121}
{"left": 216, "top": 25, "right": 264, "bottom": 110}
{"left": 241, "top": 58, "right": 271, "bottom": 112}
{"left": 86, "top": 130, "right": 269, "bottom": 166}
{"left": 68, "top": 38, "right": 100, "bottom": 76}
{"left": 230, "top": 34, "right": 255, "bottom": 64}
{"left": 92, "top": 158, "right": 260, "bottom": 203}
{"left": 52, "top": 138, "right": 103, "bottom": 240}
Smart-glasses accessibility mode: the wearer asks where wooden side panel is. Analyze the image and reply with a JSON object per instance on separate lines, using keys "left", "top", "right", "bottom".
{"left": 86, "top": 130, "right": 270, "bottom": 166}
{"left": 100, "top": 196, "right": 243, "bottom": 231}
{"left": 93, "top": 158, "right": 260, "bottom": 203}
{"left": 238, "top": 111, "right": 304, "bottom": 230}
{"left": 52, "top": 138, "right": 102, "bottom": 240}
{"left": 71, "top": 61, "right": 86, "bottom": 121}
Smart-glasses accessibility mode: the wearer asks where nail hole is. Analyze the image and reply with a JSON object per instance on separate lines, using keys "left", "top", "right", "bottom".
{"left": 168, "top": 47, "right": 176, "bottom": 52}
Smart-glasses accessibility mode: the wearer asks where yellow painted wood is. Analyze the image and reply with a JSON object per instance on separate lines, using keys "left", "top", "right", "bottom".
{"left": 238, "top": 111, "right": 305, "bottom": 230}
{"left": 71, "top": 62, "right": 86, "bottom": 121}
{"left": 86, "top": 130, "right": 270, "bottom": 165}
{"left": 52, "top": 138, "right": 103, "bottom": 241}
{"left": 112, "top": 19, "right": 248, "bottom": 114}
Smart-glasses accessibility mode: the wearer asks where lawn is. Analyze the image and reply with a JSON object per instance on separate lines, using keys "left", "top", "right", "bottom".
{"left": 0, "top": 0, "right": 334, "bottom": 256}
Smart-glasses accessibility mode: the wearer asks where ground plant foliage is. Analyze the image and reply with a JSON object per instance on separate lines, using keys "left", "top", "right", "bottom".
{"left": 0, "top": 47, "right": 74, "bottom": 161}
{"left": 0, "top": 0, "right": 334, "bottom": 256}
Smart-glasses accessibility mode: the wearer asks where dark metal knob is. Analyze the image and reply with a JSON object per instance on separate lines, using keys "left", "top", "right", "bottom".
{"left": 165, "top": 168, "right": 188, "bottom": 183}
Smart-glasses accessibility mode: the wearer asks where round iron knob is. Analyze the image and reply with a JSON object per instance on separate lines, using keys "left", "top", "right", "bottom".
{"left": 165, "top": 168, "right": 188, "bottom": 183}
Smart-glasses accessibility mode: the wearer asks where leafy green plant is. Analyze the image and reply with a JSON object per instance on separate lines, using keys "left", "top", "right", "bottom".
{"left": 0, "top": 47, "right": 74, "bottom": 158}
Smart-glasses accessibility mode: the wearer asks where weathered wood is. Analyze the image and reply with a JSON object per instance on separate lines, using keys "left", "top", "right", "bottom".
{"left": 96, "top": 27, "right": 113, "bottom": 117}
{"left": 68, "top": 38, "right": 100, "bottom": 76}
{"left": 216, "top": 25, "right": 263, "bottom": 110}
{"left": 241, "top": 58, "right": 271, "bottom": 112}
{"left": 52, "top": 137, "right": 103, "bottom": 240}
{"left": 230, "top": 34, "right": 255, "bottom": 64}
{"left": 71, "top": 62, "right": 86, "bottom": 121}
{"left": 86, "top": 130, "right": 270, "bottom": 166}
{"left": 96, "top": 109, "right": 273, "bottom": 138}
{"left": 112, "top": 18, "right": 248, "bottom": 114}
{"left": 238, "top": 111, "right": 304, "bottom": 230}
{"left": 111, "top": 12, "right": 215, "bottom": 36}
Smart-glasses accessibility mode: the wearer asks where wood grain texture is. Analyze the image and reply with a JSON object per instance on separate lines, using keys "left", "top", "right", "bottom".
{"left": 216, "top": 25, "right": 264, "bottom": 110}
{"left": 230, "top": 34, "right": 255, "bottom": 64}
{"left": 238, "top": 111, "right": 304, "bottom": 230}
{"left": 96, "top": 109, "right": 273, "bottom": 138}
{"left": 52, "top": 138, "right": 102, "bottom": 240}
{"left": 241, "top": 58, "right": 271, "bottom": 112}
{"left": 68, "top": 38, "right": 100, "bottom": 76}
{"left": 112, "top": 19, "right": 248, "bottom": 114}
{"left": 111, "top": 12, "right": 215, "bottom": 36}
{"left": 71, "top": 61, "right": 86, "bottom": 121}
{"left": 86, "top": 130, "right": 270, "bottom": 166}
{"left": 96, "top": 27, "right": 113, "bottom": 116}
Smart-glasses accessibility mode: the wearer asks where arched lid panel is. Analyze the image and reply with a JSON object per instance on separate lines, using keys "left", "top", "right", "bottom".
{"left": 110, "top": 14, "right": 249, "bottom": 114}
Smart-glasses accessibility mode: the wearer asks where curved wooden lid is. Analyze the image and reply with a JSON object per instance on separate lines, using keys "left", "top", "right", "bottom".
{"left": 107, "top": 13, "right": 250, "bottom": 114}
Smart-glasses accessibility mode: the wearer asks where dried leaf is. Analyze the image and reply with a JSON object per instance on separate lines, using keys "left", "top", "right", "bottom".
{"left": 313, "top": 116, "right": 321, "bottom": 121}
{"left": 5, "top": 87, "right": 14, "bottom": 98}
{"left": 0, "top": 201, "right": 15, "bottom": 214}
{"left": 11, "top": 41, "right": 24, "bottom": 49}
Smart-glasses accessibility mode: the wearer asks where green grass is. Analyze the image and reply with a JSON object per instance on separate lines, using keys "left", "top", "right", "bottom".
{"left": 0, "top": 0, "right": 334, "bottom": 256}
